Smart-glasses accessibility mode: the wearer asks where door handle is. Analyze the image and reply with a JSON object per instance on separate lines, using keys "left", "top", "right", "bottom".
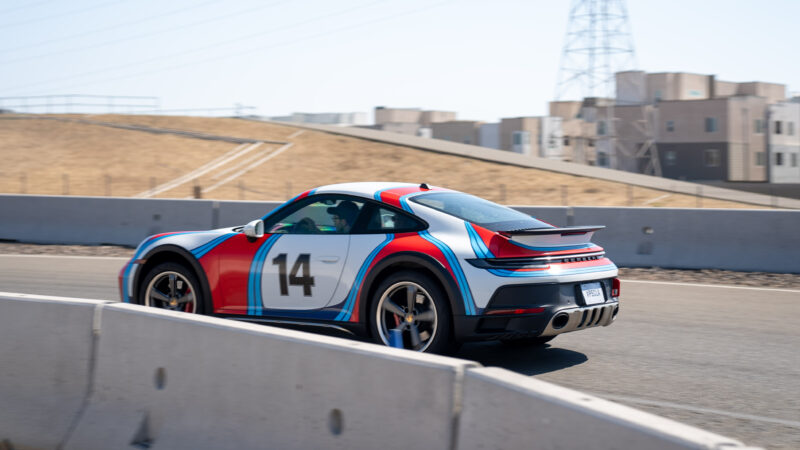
{"left": 317, "top": 256, "right": 340, "bottom": 263}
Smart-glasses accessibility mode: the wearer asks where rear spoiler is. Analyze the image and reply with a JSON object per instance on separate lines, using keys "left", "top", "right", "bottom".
{"left": 499, "top": 225, "right": 605, "bottom": 236}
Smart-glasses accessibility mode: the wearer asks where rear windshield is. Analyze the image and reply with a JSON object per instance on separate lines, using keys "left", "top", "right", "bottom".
{"left": 410, "top": 192, "right": 552, "bottom": 232}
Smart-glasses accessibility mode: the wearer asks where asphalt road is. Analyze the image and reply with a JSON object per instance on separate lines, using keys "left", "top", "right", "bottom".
{"left": 1, "top": 254, "right": 798, "bottom": 449}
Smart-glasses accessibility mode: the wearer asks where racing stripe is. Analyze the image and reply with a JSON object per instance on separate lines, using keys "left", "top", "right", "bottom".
{"left": 260, "top": 188, "right": 317, "bottom": 221}
{"left": 122, "top": 231, "right": 200, "bottom": 303}
{"left": 190, "top": 233, "right": 237, "bottom": 259}
{"left": 334, "top": 233, "right": 395, "bottom": 322}
{"left": 418, "top": 230, "right": 476, "bottom": 315}
{"left": 247, "top": 234, "right": 281, "bottom": 315}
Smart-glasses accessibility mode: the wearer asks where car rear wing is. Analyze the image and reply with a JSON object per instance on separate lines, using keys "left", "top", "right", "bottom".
{"left": 499, "top": 225, "right": 605, "bottom": 236}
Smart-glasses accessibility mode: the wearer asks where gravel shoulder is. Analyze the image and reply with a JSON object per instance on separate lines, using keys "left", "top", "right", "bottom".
{"left": 2, "top": 242, "right": 798, "bottom": 290}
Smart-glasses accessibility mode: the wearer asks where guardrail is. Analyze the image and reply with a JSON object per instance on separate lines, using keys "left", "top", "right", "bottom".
{"left": 2, "top": 195, "right": 798, "bottom": 273}
{"left": 0, "top": 293, "right": 756, "bottom": 449}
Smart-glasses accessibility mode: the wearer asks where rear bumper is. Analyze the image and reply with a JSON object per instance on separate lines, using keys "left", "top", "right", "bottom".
{"left": 452, "top": 277, "right": 619, "bottom": 342}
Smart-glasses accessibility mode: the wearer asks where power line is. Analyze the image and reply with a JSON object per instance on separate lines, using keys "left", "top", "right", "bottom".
{"left": 0, "top": 0, "right": 55, "bottom": 16}
{"left": 1, "top": 0, "right": 293, "bottom": 65}
{"left": 0, "top": 0, "right": 127, "bottom": 29}
{"left": 0, "top": 0, "right": 223, "bottom": 55}
{"left": 4, "top": 0, "right": 393, "bottom": 94}
{"left": 11, "top": 0, "right": 451, "bottom": 96}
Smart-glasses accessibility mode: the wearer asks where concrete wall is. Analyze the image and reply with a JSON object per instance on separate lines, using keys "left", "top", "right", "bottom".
{"left": 0, "top": 293, "right": 755, "bottom": 450}
{"left": 3, "top": 195, "right": 798, "bottom": 273}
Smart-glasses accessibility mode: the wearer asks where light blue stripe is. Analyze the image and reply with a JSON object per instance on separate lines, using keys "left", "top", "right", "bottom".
{"left": 419, "top": 230, "right": 476, "bottom": 316}
{"left": 260, "top": 189, "right": 317, "bottom": 221}
{"left": 248, "top": 234, "right": 281, "bottom": 315}
{"left": 191, "top": 233, "right": 236, "bottom": 259}
{"left": 122, "top": 231, "right": 199, "bottom": 303}
{"left": 465, "top": 222, "right": 495, "bottom": 259}
{"left": 334, "top": 234, "right": 394, "bottom": 322}
{"left": 510, "top": 241, "right": 596, "bottom": 252}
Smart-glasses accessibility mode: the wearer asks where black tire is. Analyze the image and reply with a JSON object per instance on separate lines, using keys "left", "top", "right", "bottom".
{"left": 500, "top": 336, "right": 555, "bottom": 347}
{"left": 368, "top": 270, "right": 454, "bottom": 354}
{"left": 138, "top": 262, "right": 206, "bottom": 314}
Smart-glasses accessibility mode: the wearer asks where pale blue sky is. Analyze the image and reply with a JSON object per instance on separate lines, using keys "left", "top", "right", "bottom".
{"left": 1, "top": 0, "right": 798, "bottom": 122}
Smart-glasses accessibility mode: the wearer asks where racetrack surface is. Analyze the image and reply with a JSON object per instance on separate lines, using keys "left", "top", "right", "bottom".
{"left": 1, "top": 254, "right": 797, "bottom": 449}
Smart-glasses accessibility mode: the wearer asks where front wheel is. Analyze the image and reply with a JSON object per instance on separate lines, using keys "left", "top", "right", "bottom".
{"left": 138, "top": 262, "right": 205, "bottom": 314}
{"left": 369, "top": 271, "right": 453, "bottom": 354}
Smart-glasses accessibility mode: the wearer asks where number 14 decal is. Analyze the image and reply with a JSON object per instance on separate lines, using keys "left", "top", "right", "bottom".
{"left": 272, "top": 253, "right": 315, "bottom": 296}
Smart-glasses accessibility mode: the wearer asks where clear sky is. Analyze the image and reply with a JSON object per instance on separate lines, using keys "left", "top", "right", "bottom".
{"left": 1, "top": 0, "right": 798, "bottom": 122}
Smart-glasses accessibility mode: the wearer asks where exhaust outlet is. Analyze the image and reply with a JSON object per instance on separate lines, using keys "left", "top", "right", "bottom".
{"left": 552, "top": 313, "right": 569, "bottom": 329}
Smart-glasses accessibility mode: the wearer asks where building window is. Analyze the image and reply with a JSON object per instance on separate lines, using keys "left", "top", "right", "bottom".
{"left": 597, "top": 121, "right": 606, "bottom": 136}
{"left": 792, "top": 153, "right": 798, "bottom": 167}
{"left": 563, "top": 136, "right": 570, "bottom": 146}
{"left": 705, "top": 117, "right": 717, "bottom": 132}
{"left": 756, "top": 152, "right": 766, "bottom": 166}
{"left": 654, "top": 90, "right": 662, "bottom": 101}
{"left": 789, "top": 122, "right": 795, "bottom": 136}
{"left": 774, "top": 121, "right": 782, "bottom": 134}
{"left": 703, "top": 149, "right": 721, "bottom": 167}
{"left": 666, "top": 121, "right": 675, "bottom": 132}
{"left": 665, "top": 150, "right": 677, "bottom": 166}
{"left": 775, "top": 152, "right": 784, "bottom": 166}
{"left": 597, "top": 152, "right": 609, "bottom": 166}
{"left": 754, "top": 119, "right": 763, "bottom": 134}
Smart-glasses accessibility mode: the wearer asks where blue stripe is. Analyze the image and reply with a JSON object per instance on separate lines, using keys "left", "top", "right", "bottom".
{"left": 247, "top": 234, "right": 281, "bottom": 315}
{"left": 510, "top": 241, "right": 596, "bottom": 252}
{"left": 122, "top": 231, "right": 200, "bottom": 303}
{"left": 334, "top": 234, "right": 394, "bottom": 322}
{"left": 190, "top": 233, "right": 236, "bottom": 259}
{"left": 465, "top": 222, "right": 495, "bottom": 259}
{"left": 419, "top": 230, "right": 476, "bottom": 316}
{"left": 260, "top": 189, "right": 317, "bottom": 221}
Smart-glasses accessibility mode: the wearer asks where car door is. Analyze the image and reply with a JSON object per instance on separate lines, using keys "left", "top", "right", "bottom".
{"left": 257, "top": 196, "right": 364, "bottom": 311}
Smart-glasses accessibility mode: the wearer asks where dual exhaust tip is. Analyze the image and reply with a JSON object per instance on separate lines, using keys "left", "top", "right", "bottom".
{"left": 551, "top": 305, "right": 619, "bottom": 330}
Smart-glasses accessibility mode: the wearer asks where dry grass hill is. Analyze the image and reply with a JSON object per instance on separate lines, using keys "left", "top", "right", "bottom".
{"left": 0, "top": 114, "right": 761, "bottom": 208}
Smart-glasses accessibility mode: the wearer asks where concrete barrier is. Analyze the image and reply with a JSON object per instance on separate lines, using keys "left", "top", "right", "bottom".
{"left": 0, "top": 294, "right": 758, "bottom": 449}
{"left": 2, "top": 195, "right": 799, "bottom": 272}
{"left": 65, "top": 302, "right": 476, "bottom": 450}
{"left": 0, "top": 293, "right": 106, "bottom": 449}
{"left": 457, "top": 367, "right": 753, "bottom": 450}
{"left": 571, "top": 207, "right": 800, "bottom": 273}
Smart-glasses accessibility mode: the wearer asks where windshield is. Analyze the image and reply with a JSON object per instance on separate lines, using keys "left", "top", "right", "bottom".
{"left": 410, "top": 192, "right": 552, "bottom": 232}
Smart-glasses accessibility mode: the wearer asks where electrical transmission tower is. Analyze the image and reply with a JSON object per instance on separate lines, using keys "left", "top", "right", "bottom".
{"left": 555, "top": 0, "right": 661, "bottom": 176}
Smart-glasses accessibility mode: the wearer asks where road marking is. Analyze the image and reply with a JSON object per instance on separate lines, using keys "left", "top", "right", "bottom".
{"left": 287, "top": 129, "right": 305, "bottom": 139}
{"left": 134, "top": 141, "right": 264, "bottom": 198}
{"left": 642, "top": 193, "right": 672, "bottom": 205}
{"left": 0, "top": 254, "right": 130, "bottom": 261}
{"left": 202, "top": 142, "right": 294, "bottom": 194}
{"left": 621, "top": 278, "right": 800, "bottom": 294}
{"left": 593, "top": 392, "right": 800, "bottom": 429}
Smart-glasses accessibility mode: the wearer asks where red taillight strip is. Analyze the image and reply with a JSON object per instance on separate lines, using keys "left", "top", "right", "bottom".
{"left": 612, "top": 278, "right": 621, "bottom": 297}
{"left": 485, "top": 307, "right": 545, "bottom": 316}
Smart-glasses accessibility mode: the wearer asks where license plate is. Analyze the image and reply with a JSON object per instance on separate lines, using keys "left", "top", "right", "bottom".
{"left": 581, "top": 282, "right": 605, "bottom": 305}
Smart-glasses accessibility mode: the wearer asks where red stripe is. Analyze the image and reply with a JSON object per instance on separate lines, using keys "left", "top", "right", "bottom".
{"left": 199, "top": 233, "right": 267, "bottom": 314}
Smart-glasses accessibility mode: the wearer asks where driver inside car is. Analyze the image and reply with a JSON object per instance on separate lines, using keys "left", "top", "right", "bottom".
{"left": 327, "top": 201, "right": 359, "bottom": 233}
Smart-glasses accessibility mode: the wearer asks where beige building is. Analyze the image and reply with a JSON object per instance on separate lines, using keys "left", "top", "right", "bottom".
{"left": 431, "top": 121, "right": 483, "bottom": 146}
{"left": 373, "top": 107, "right": 456, "bottom": 137}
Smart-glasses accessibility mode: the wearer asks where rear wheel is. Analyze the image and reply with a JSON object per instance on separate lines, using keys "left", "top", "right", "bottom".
{"left": 369, "top": 271, "right": 453, "bottom": 354}
{"left": 139, "top": 262, "right": 204, "bottom": 314}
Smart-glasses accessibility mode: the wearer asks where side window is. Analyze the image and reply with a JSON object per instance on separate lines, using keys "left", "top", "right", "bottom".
{"left": 265, "top": 196, "right": 364, "bottom": 234}
{"left": 363, "top": 206, "right": 424, "bottom": 233}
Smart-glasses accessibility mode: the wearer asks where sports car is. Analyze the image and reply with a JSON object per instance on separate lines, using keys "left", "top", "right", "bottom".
{"left": 119, "top": 182, "right": 620, "bottom": 353}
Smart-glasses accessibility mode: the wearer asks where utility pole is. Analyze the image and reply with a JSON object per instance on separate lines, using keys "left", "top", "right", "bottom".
{"left": 555, "top": 0, "right": 659, "bottom": 175}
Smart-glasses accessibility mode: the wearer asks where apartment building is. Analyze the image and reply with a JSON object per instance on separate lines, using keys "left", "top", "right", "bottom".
{"left": 270, "top": 112, "right": 368, "bottom": 126}
{"left": 566, "top": 71, "right": 791, "bottom": 182}
{"left": 499, "top": 116, "right": 564, "bottom": 159}
{"left": 431, "top": 120, "right": 483, "bottom": 146}
{"left": 768, "top": 101, "right": 800, "bottom": 183}
{"left": 372, "top": 106, "right": 456, "bottom": 137}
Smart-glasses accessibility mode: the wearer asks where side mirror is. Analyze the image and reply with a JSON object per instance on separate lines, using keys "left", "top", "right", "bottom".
{"left": 243, "top": 219, "right": 264, "bottom": 239}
